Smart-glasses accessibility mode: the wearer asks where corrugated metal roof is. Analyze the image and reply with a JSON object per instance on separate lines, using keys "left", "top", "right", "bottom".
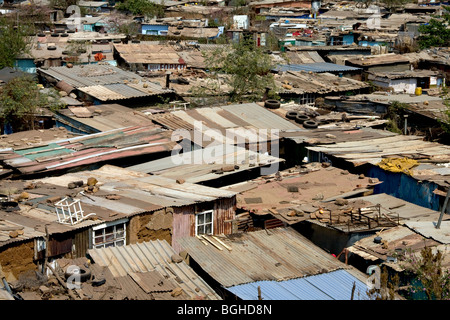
{"left": 306, "top": 133, "right": 450, "bottom": 166}
{"left": 404, "top": 221, "right": 450, "bottom": 244}
{"left": 57, "top": 104, "right": 157, "bottom": 133}
{"left": 176, "top": 227, "right": 365, "bottom": 287}
{"left": 352, "top": 193, "right": 441, "bottom": 223}
{"left": 113, "top": 43, "right": 183, "bottom": 64}
{"left": 37, "top": 64, "right": 171, "bottom": 100}
{"left": 87, "top": 240, "right": 221, "bottom": 300}
{"left": 0, "top": 126, "right": 176, "bottom": 176}
{"left": 221, "top": 103, "right": 301, "bottom": 130}
{"left": 227, "top": 269, "right": 370, "bottom": 300}
{"left": 151, "top": 103, "right": 301, "bottom": 131}
{"left": 127, "top": 144, "right": 284, "bottom": 184}
{"left": 40, "top": 165, "right": 236, "bottom": 209}
{"left": 274, "top": 62, "right": 361, "bottom": 73}
{"left": 38, "top": 64, "right": 141, "bottom": 88}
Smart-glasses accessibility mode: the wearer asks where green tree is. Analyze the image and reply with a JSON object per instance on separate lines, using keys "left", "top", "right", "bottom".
{"left": 379, "top": 0, "right": 412, "bottom": 12}
{"left": 418, "top": 6, "right": 450, "bottom": 49}
{"left": 0, "top": 17, "right": 34, "bottom": 70}
{"left": 402, "top": 246, "right": 450, "bottom": 300}
{"left": 384, "top": 101, "right": 408, "bottom": 134}
{"left": 203, "top": 37, "right": 277, "bottom": 102}
{"left": 438, "top": 86, "right": 450, "bottom": 135}
{"left": 0, "top": 76, "right": 65, "bottom": 132}
{"left": 116, "top": 0, "right": 164, "bottom": 18}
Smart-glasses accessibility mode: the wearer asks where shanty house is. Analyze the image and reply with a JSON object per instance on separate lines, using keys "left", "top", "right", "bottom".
{"left": 367, "top": 70, "right": 444, "bottom": 94}
{"left": 274, "top": 70, "right": 370, "bottom": 106}
{"left": 37, "top": 64, "right": 175, "bottom": 106}
{"left": 347, "top": 222, "right": 450, "bottom": 299}
{"left": 54, "top": 104, "right": 158, "bottom": 134}
{"left": 40, "top": 165, "right": 237, "bottom": 253}
{"left": 177, "top": 227, "right": 371, "bottom": 300}
{"left": 345, "top": 54, "right": 412, "bottom": 78}
{"left": 297, "top": 128, "right": 450, "bottom": 212}
{"left": 0, "top": 125, "right": 177, "bottom": 178}
{"left": 141, "top": 23, "right": 170, "bottom": 36}
{"left": 0, "top": 164, "right": 237, "bottom": 280}
{"left": 113, "top": 43, "right": 186, "bottom": 72}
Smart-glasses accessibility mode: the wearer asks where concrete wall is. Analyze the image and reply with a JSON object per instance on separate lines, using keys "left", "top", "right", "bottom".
{"left": 372, "top": 78, "right": 417, "bottom": 94}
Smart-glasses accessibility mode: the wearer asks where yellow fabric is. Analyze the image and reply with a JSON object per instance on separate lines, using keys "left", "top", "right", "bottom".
{"left": 377, "top": 157, "right": 418, "bottom": 176}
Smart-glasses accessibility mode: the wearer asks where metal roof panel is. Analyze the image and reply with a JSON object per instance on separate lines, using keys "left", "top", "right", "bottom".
{"left": 275, "top": 62, "right": 361, "bottom": 73}
{"left": 227, "top": 269, "right": 369, "bottom": 300}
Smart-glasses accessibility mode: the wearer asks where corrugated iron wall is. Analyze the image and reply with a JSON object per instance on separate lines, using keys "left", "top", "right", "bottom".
{"left": 213, "top": 197, "right": 236, "bottom": 235}
{"left": 172, "top": 205, "right": 194, "bottom": 253}
{"left": 73, "top": 228, "right": 91, "bottom": 258}
{"left": 172, "top": 197, "right": 236, "bottom": 253}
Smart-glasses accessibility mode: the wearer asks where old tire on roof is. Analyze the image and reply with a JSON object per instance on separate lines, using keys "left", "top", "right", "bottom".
{"left": 264, "top": 99, "right": 281, "bottom": 109}
{"left": 47, "top": 46, "right": 57, "bottom": 51}
{"left": 64, "top": 265, "right": 91, "bottom": 282}
{"left": 295, "top": 114, "right": 309, "bottom": 124}
{"left": 285, "top": 111, "right": 298, "bottom": 120}
{"left": 303, "top": 120, "right": 319, "bottom": 129}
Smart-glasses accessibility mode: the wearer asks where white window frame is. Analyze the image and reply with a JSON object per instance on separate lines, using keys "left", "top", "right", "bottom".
{"left": 195, "top": 210, "right": 214, "bottom": 236}
{"left": 91, "top": 218, "right": 128, "bottom": 249}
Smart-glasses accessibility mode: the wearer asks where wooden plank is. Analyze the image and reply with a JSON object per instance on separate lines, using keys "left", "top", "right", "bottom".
{"left": 212, "top": 236, "right": 232, "bottom": 251}
{"left": 201, "top": 235, "right": 223, "bottom": 251}
{"left": 128, "top": 272, "right": 152, "bottom": 293}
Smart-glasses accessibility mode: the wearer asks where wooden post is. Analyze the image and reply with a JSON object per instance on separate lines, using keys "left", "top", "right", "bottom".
{"left": 258, "top": 286, "right": 262, "bottom": 300}
{"left": 42, "top": 225, "right": 49, "bottom": 275}
{"left": 350, "top": 281, "right": 356, "bottom": 300}
{"left": 46, "top": 262, "right": 78, "bottom": 300}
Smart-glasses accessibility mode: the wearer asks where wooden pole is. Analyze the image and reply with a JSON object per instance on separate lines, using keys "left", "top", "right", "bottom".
{"left": 42, "top": 225, "right": 49, "bottom": 275}
{"left": 45, "top": 262, "right": 78, "bottom": 300}
{"left": 350, "top": 281, "right": 356, "bottom": 300}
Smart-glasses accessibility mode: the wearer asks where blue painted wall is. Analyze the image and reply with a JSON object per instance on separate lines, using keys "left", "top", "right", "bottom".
{"left": 367, "top": 166, "right": 440, "bottom": 211}
{"left": 15, "top": 59, "right": 36, "bottom": 74}
{"left": 343, "top": 34, "right": 355, "bottom": 45}
{"left": 142, "top": 24, "right": 169, "bottom": 35}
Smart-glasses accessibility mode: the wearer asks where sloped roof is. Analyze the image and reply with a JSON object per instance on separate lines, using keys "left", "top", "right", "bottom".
{"left": 0, "top": 126, "right": 177, "bottom": 176}
{"left": 56, "top": 104, "right": 157, "bottom": 133}
{"left": 113, "top": 43, "right": 183, "bottom": 64}
{"left": 275, "top": 70, "right": 370, "bottom": 94}
{"left": 275, "top": 62, "right": 361, "bottom": 73}
{"left": 150, "top": 103, "right": 302, "bottom": 132}
{"left": 227, "top": 269, "right": 369, "bottom": 300}
{"left": 87, "top": 240, "right": 221, "bottom": 300}
{"left": 177, "top": 227, "right": 368, "bottom": 287}
{"left": 37, "top": 64, "right": 171, "bottom": 100}
{"left": 127, "top": 144, "right": 284, "bottom": 184}
{"left": 40, "top": 165, "right": 237, "bottom": 207}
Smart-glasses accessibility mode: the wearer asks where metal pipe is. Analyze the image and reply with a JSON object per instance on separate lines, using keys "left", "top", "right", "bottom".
{"left": 436, "top": 187, "right": 450, "bottom": 229}
{"left": 404, "top": 114, "right": 408, "bottom": 135}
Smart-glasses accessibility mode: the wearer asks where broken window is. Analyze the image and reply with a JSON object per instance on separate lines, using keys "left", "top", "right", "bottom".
{"left": 196, "top": 210, "right": 213, "bottom": 236}
{"left": 92, "top": 219, "right": 127, "bottom": 249}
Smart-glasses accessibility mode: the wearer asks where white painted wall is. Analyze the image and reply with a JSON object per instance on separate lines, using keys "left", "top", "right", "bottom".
{"left": 389, "top": 78, "right": 417, "bottom": 94}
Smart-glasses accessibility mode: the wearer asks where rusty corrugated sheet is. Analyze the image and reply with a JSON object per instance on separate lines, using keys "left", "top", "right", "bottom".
{"left": 177, "top": 227, "right": 352, "bottom": 288}
{"left": 172, "top": 205, "right": 195, "bottom": 253}
{"left": 87, "top": 240, "right": 221, "bottom": 300}
{"left": 0, "top": 126, "right": 177, "bottom": 176}
{"left": 213, "top": 197, "right": 236, "bottom": 235}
